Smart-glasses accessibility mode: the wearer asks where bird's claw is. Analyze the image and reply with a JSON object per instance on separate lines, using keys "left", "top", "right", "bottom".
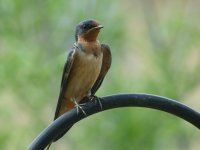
{"left": 89, "top": 96, "right": 103, "bottom": 110}
{"left": 75, "top": 103, "right": 87, "bottom": 116}
{"left": 96, "top": 97, "right": 103, "bottom": 110}
{"left": 72, "top": 99, "right": 87, "bottom": 116}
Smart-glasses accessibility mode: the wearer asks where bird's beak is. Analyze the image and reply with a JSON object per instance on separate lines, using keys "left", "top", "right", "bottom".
{"left": 96, "top": 24, "right": 104, "bottom": 29}
{"left": 91, "top": 25, "right": 104, "bottom": 30}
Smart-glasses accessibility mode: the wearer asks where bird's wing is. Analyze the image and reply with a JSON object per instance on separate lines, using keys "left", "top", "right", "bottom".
{"left": 54, "top": 45, "right": 77, "bottom": 120}
{"left": 90, "top": 44, "right": 112, "bottom": 95}
{"left": 51, "top": 45, "right": 77, "bottom": 143}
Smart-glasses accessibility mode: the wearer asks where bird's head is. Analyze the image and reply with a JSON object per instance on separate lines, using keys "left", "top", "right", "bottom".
{"left": 75, "top": 20, "right": 103, "bottom": 42}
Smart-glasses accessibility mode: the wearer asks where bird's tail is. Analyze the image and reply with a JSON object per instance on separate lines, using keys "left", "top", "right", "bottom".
{"left": 45, "top": 125, "right": 73, "bottom": 150}
{"left": 46, "top": 142, "right": 52, "bottom": 150}
{"left": 54, "top": 124, "right": 73, "bottom": 141}
{"left": 46, "top": 97, "right": 89, "bottom": 149}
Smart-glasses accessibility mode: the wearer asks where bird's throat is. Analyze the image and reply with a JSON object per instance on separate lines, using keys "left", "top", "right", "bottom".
{"left": 78, "top": 29, "right": 100, "bottom": 42}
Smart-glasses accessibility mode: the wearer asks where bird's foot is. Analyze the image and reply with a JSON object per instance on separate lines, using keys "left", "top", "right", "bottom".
{"left": 88, "top": 95, "right": 96, "bottom": 101}
{"left": 89, "top": 96, "right": 103, "bottom": 110}
{"left": 72, "top": 99, "right": 87, "bottom": 116}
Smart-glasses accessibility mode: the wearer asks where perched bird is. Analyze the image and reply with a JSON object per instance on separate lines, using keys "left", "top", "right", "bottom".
{"left": 47, "top": 20, "right": 112, "bottom": 149}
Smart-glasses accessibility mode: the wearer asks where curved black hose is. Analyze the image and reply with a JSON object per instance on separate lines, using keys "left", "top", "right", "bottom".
{"left": 28, "top": 93, "right": 200, "bottom": 150}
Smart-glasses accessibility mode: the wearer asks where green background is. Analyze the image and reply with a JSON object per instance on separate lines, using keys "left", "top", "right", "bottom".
{"left": 0, "top": 0, "right": 200, "bottom": 149}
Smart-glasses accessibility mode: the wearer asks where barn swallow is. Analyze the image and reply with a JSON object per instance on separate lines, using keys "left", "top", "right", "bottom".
{"left": 46, "top": 20, "right": 112, "bottom": 149}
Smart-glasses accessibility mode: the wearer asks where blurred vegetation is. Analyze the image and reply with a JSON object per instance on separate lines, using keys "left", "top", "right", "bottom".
{"left": 0, "top": 0, "right": 200, "bottom": 149}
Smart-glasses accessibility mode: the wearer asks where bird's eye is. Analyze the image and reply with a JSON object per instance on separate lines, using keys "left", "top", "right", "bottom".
{"left": 82, "top": 24, "right": 87, "bottom": 29}
{"left": 82, "top": 24, "right": 93, "bottom": 30}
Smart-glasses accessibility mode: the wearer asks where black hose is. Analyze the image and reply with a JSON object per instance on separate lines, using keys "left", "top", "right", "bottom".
{"left": 28, "top": 93, "right": 200, "bottom": 150}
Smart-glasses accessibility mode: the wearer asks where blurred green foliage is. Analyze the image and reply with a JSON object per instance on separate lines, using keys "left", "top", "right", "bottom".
{"left": 0, "top": 0, "right": 200, "bottom": 149}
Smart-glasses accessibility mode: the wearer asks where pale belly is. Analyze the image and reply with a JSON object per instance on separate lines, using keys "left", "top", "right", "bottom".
{"left": 64, "top": 51, "right": 103, "bottom": 102}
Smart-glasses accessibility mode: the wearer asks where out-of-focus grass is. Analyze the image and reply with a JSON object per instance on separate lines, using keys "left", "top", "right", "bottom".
{"left": 0, "top": 0, "right": 200, "bottom": 149}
